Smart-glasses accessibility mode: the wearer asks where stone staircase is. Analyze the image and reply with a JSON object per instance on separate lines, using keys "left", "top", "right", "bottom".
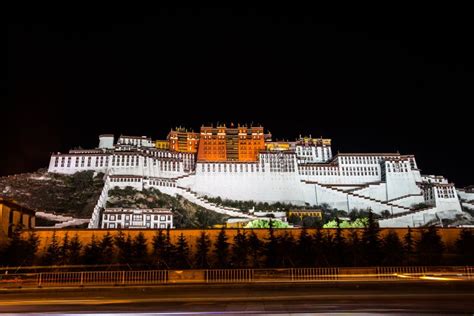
{"left": 53, "top": 218, "right": 90, "bottom": 228}
{"left": 172, "top": 171, "right": 196, "bottom": 181}
{"left": 313, "top": 181, "right": 412, "bottom": 212}
{"left": 36, "top": 211, "right": 90, "bottom": 228}
{"left": 387, "top": 193, "right": 424, "bottom": 203}
{"left": 303, "top": 180, "right": 438, "bottom": 224}
{"left": 344, "top": 181, "right": 384, "bottom": 193}
{"left": 462, "top": 200, "right": 474, "bottom": 210}
{"left": 175, "top": 185, "right": 255, "bottom": 219}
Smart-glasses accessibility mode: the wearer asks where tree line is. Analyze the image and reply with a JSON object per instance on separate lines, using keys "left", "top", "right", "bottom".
{"left": 1, "top": 216, "right": 473, "bottom": 269}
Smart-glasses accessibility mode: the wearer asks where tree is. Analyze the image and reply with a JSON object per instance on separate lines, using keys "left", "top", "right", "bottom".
{"left": 43, "top": 231, "right": 61, "bottom": 266}
{"left": 214, "top": 228, "right": 230, "bottom": 268}
{"left": 152, "top": 230, "right": 167, "bottom": 268}
{"left": 302, "top": 216, "right": 323, "bottom": 228}
{"left": 114, "top": 231, "right": 133, "bottom": 264}
{"left": 231, "top": 230, "right": 248, "bottom": 268}
{"left": 288, "top": 214, "right": 302, "bottom": 227}
{"left": 264, "top": 222, "right": 278, "bottom": 268}
{"left": 333, "top": 218, "right": 348, "bottom": 266}
{"left": 313, "top": 228, "right": 328, "bottom": 266}
{"left": 98, "top": 232, "right": 114, "bottom": 265}
{"left": 348, "top": 230, "right": 362, "bottom": 267}
{"left": 245, "top": 219, "right": 290, "bottom": 228}
{"left": 455, "top": 229, "right": 474, "bottom": 265}
{"left": 248, "top": 231, "right": 262, "bottom": 268}
{"left": 68, "top": 234, "right": 83, "bottom": 265}
{"left": 23, "top": 232, "right": 40, "bottom": 266}
{"left": 322, "top": 230, "right": 335, "bottom": 266}
{"left": 276, "top": 231, "right": 296, "bottom": 267}
{"left": 416, "top": 226, "right": 444, "bottom": 265}
{"left": 323, "top": 218, "right": 368, "bottom": 228}
{"left": 296, "top": 227, "right": 313, "bottom": 267}
{"left": 1, "top": 225, "right": 38, "bottom": 266}
{"left": 403, "top": 227, "right": 415, "bottom": 265}
{"left": 163, "top": 228, "right": 176, "bottom": 268}
{"left": 195, "top": 232, "right": 211, "bottom": 268}
{"left": 82, "top": 235, "right": 101, "bottom": 265}
{"left": 361, "top": 211, "right": 381, "bottom": 266}
{"left": 381, "top": 230, "right": 404, "bottom": 266}
{"left": 175, "top": 233, "right": 190, "bottom": 269}
{"left": 133, "top": 232, "right": 148, "bottom": 264}
{"left": 59, "top": 233, "right": 70, "bottom": 265}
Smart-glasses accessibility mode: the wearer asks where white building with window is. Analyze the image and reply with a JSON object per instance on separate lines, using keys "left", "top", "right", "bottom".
{"left": 101, "top": 208, "right": 173, "bottom": 229}
{"left": 47, "top": 132, "right": 469, "bottom": 228}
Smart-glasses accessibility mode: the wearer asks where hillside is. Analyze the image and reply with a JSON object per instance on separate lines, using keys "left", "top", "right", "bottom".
{"left": 0, "top": 170, "right": 103, "bottom": 218}
{"left": 0, "top": 169, "right": 227, "bottom": 228}
{"left": 107, "top": 186, "right": 228, "bottom": 228}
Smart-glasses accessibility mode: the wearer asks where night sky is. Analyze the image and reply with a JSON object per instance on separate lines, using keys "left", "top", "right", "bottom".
{"left": 6, "top": 10, "right": 473, "bottom": 187}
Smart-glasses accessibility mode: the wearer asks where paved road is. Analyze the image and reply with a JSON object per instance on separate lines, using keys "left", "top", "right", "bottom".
{"left": 1, "top": 281, "right": 473, "bottom": 314}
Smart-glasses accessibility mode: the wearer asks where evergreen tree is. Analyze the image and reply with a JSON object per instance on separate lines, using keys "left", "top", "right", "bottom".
{"left": 296, "top": 226, "right": 313, "bottom": 267}
{"left": 348, "top": 230, "right": 362, "bottom": 267}
{"left": 2, "top": 225, "right": 38, "bottom": 266}
{"left": 98, "top": 232, "right": 114, "bottom": 265}
{"left": 248, "top": 231, "right": 262, "bottom": 268}
{"left": 175, "top": 233, "right": 190, "bottom": 269}
{"left": 3, "top": 225, "right": 23, "bottom": 265}
{"left": 416, "top": 226, "right": 444, "bottom": 265}
{"left": 59, "top": 233, "right": 70, "bottom": 265}
{"left": 24, "top": 232, "right": 40, "bottom": 266}
{"left": 231, "top": 230, "right": 248, "bottom": 268}
{"left": 264, "top": 221, "right": 278, "bottom": 268}
{"left": 276, "top": 231, "right": 296, "bottom": 267}
{"left": 82, "top": 235, "right": 101, "bottom": 265}
{"left": 333, "top": 218, "right": 348, "bottom": 266}
{"left": 1, "top": 225, "right": 24, "bottom": 266}
{"left": 114, "top": 231, "right": 127, "bottom": 264}
{"left": 361, "top": 211, "right": 381, "bottom": 266}
{"left": 68, "top": 234, "right": 83, "bottom": 265}
{"left": 152, "top": 229, "right": 167, "bottom": 268}
{"left": 214, "top": 228, "right": 230, "bottom": 268}
{"left": 313, "top": 228, "right": 328, "bottom": 266}
{"left": 43, "top": 231, "right": 61, "bottom": 265}
{"left": 133, "top": 232, "right": 148, "bottom": 264}
{"left": 455, "top": 229, "right": 474, "bottom": 265}
{"left": 114, "top": 231, "right": 133, "bottom": 264}
{"left": 322, "top": 230, "right": 335, "bottom": 266}
{"left": 381, "top": 230, "right": 404, "bottom": 266}
{"left": 403, "top": 227, "right": 414, "bottom": 265}
{"left": 195, "top": 232, "right": 211, "bottom": 268}
{"left": 163, "top": 228, "right": 176, "bottom": 268}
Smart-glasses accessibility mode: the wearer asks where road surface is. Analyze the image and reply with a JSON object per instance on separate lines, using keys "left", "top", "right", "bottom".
{"left": 1, "top": 281, "right": 473, "bottom": 314}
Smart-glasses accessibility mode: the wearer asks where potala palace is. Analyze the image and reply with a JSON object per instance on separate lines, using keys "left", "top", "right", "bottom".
{"left": 47, "top": 125, "right": 473, "bottom": 228}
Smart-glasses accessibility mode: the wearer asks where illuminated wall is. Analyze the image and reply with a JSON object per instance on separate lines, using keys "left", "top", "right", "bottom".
{"left": 0, "top": 198, "right": 35, "bottom": 242}
{"left": 168, "top": 129, "right": 199, "bottom": 153}
{"left": 155, "top": 140, "right": 169, "bottom": 150}
{"left": 21, "top": 228, "right": 468, "bottom": 256}
{"left": 197, "top": 125, "right": 266, "bottom": 162}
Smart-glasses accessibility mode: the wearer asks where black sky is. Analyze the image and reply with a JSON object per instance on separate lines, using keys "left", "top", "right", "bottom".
{"left": 5, "top": 10, "right": 473, "bottom": 187}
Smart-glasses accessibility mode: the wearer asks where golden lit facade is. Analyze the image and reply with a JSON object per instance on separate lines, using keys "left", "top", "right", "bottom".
{"left": 288, "top": 209, "right": 323, "bottom": 219}
{"left": 297, "top": 136, "right": 331, "bottom": 146}
{"left": 155, "top": 140, "right": 169, "bottom": 150}
{"left": 265, "top": 142, "right": 291, "bottom": 151}
{"left": 197, "top": 125, "right": 266, "bottom": 162}
{"left": 0, "top": 198, "right": 35, "bottom": 241}
{"left": 168, "top": 128, "right": 199, "bottom": 153}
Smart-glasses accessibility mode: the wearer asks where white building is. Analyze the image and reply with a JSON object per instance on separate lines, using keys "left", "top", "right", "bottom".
{"left": 101, "top": 208, "right": 173, "bottom": 229}
{"left": 47, "top": 133, "right": 468, "bottom": 228}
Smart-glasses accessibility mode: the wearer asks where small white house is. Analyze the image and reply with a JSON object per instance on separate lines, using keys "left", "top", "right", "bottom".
{"left": 101, "top": 208, "right": 173, "bottom": 229}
